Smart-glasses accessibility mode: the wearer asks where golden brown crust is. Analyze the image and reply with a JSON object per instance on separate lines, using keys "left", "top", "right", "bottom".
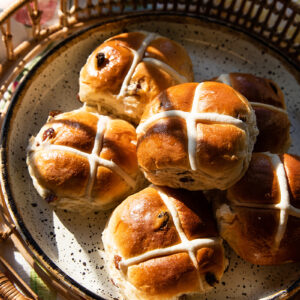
{"left": 108, "top": 32, "right": 146, "bottom": 51}
{"left": 27, "top": 109, "right": 143, "bottom": 213}
{"left": 145, "top": 37, "right": 193, "bottom": 81}
{"left": 281, "top": 216, "right": 300, "bottom": 262}
{"left": 129, "top": 61, "right": 182, "bottom": 106}
{"left": 142, "top": 82, "right": 197, "bottom": 116}
{"left": 100, "top": 119, "right": 138, "bottom": 175}
{"left": 281, "top": 153, "right": 300, "bottom": 209}
{"left": 44, "top": 110, "right": 98, "bottom": 152}
{"left": 193, "top": 81, "right": 251, "bottom": 117}
{"left": 252, "top": 105, "right": 290, "bottom": 153}
{"left": 137, "top": 118, "right": 189, "bottom": 171}
{"left": 218, "top": 205, "right": 300, "bottom": 265}
{"left": 160, "top": 187, "right": 218, "bottom": 239}
{"left": 137, "top": 82, "right": 258, "bottom": 190}
{"left": 229, "top": 73, "right": 285, "bottom": 108}
{"left": 127, "top": 253, "right": 199, "bottom": 296}
{"left": 227, "top": 153, "right": 280, "bottom": 205}
{"left": 103, "top": 186, "right": 227, "bottom": 299}
{"left": 31, "top": 150, "right": 90, "bottom": 198}
{"left": 109, "top": 187, "right": 181, "bottom": 259}
{"left": 217, "top": 153, "right": 300, "bottom": 265}
{"left": 196, "top": 244, "right": 225, "bottom": 282}
{"left": 141, "top": 82, "right": 251, "bottom": 120}
{"left": 79, "top": 31, "right": 194, "bottom": 124}
{"left": 196, "top": 123, "right": 247, "bottom": 176}
{"left": 80, "top": 41, "right": 134, "bottom": 94}
{"left": 218, "top": 205, "right": 282, "bottom": 265}
{"left": 91, "top": 166, "right": 129, "bottom": 206}
{"left": 212, "top": 73, "right": 290, "bottom": 154}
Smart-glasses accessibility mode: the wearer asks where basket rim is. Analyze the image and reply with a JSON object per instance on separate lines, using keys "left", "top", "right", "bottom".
{"left": 1, "top": 11, "right": 300, "bottom": 300}
{"left": 1, "top": 0, "right": 300, "bottom": 101}
{"left": 1, "top": 0, "right": 300, "bottom": 25}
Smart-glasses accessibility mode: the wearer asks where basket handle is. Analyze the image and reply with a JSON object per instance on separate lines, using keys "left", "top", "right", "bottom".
{"left": 0, "top": 200, "right": 85, "bottom": 300}
{"left": 0, "top": 269, "right": 33, "bottom": 300}
{"left": 0, "top": 212, "right": 38, "bottom": 300}
{"left": 0, "top": 254, "right": 38, "bottom": 300}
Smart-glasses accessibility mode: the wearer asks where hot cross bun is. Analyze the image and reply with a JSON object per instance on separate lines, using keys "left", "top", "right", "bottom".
{"left": 215, "top": 152, "right": 300, "bottom": 265}
{"left": 213, "top": 73, "right": 290, "bottom": 153}
{"left": 79, "top": 31, "right": 194, "bottom": 124}
{"left": 27, "top": 109, "right": 145, "bottom": 213}
{"left": 136, "top": 82, "right": 258, "bottom": 190}
{"left": 102, "top": 185, "right": 227, "bottom": 299}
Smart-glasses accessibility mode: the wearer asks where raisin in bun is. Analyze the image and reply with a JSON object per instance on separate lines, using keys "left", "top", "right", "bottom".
{"left": 215, "top": 153, "right": 300, "bottom": 265}
{"left": 136, "top": 82, "right": 258, "bottom": 191}
{"left": 213, "top": 73, "right": 290, "bottom": 153}
{"left": 27, "top": 109, "right": 145, "bottom": 213}
{"left": 79, "top": 31, "right": 194, "bottom": 124}
{"left": 102, "top": 185, "right": 227, "bottom": 300}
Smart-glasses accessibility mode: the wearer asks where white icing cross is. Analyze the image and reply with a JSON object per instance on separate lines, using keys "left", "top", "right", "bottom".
{"left": 115, "top": 31, "right": 188, "bottom": 98}
{"left": 119, "top": 186, "right": 222, "bottom": 292}
{"left": 30, "top": 111, "right": 137, "bottom": 201}
{"left": 230, "top": 152, "right": 300, "bottom": 249}
{"left": 215, "top": 74, "right": 288, "bottom": 115}
{"left": 85, "top": 115, "right": 108, "bottom": 198}
{"left": 136, "top": 82, "right": 246, "bottom": 170}
{"left": 249, "top": 102, "right": 287, "bottom": 114}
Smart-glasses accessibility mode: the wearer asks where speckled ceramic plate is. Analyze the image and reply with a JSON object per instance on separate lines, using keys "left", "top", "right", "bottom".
{"left": 1, "top": 14, "right": 300, "bottom": 300}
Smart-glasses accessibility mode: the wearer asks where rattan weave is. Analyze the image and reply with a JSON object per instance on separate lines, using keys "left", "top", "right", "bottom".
{"left": 0, "top": 0, "right": 300, "bottom": 100}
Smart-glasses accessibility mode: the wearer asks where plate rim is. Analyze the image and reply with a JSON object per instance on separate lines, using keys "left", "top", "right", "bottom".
{"left": 1, "top": 12, "right": 299, "bottom": 300}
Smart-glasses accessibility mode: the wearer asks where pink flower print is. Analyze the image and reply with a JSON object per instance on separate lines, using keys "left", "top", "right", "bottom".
{"left": 14, "top": 0, "right": 58, "bottom": 27}
{"left": 12, "top": 80, "right": 19, "bottom": 91}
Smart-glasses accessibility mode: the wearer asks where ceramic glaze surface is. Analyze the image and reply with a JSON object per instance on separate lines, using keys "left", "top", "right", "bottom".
{"left": 2, "top": 16, "right": 300, "bottom": 299}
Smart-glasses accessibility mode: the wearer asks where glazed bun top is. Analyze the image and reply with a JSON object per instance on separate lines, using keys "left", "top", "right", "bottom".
{"left": 213, "top": 73, "right": 290, "bottom": 153}
{"left": 221, "top": 152, "right": 300, "bottom": 264}
{"left": 137, "top": 82, "right": 258, "bottom": 190}
{"left": 80, "top": 31, "right": 193, "bottom": 93}
{"left": 79, "top": 31, "right": 194, "bottom": 124}
{"left": 228, "top": 152, "right": 300, "bottom": 212}
{"left": 214, "top": 73, "right": 285, "bottom": 108}
{"left": 111, "top": 187, "right": 220, "bottom": 259}
{"left": 103, "top": 185, "right": 227, "bottom": 299}
{"left": 27, "top": 108, "right": 144, "bottom": 213}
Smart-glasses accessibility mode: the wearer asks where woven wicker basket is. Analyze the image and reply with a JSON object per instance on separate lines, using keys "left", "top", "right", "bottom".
{"left": 0, "top": 0, "right": 300, "bottom": 299}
